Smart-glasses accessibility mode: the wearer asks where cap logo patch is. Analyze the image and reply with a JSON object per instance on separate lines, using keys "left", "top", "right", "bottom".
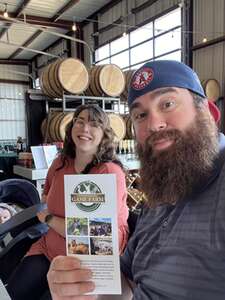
{"left": 132, "top": 67, "right": 154, "bottom": 90}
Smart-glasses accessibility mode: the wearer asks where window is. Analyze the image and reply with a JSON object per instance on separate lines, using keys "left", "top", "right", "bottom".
{"left": 95, "top": 58, "right": 110, "bottom": 65}
{"left": 156, "top": 50, "right": 181, "bottom": 61}
{"left": 95, "top": 44, "right": 110, "bottom": 62}
{"left": 130, "top": 24, "right": 153, "bottom": 46}
{"left": 154, "top": 9, "right": 181, "bottom": 35}
{"left": 111, "top": 50, "right": 129, "bottom": 69}
{"left": 130, "top": 40, "right": 153, "bottom": 65}
{"left": 155, "top": 28, "right": 181, "bottom": 57}
{"left": 111, "top": 35, "right": 129, "bottom": 55}
{"left": 94, "top": 7, "right": 182, "bottom": 69}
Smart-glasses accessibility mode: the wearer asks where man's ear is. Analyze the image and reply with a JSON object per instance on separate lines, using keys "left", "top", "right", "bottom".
{"left": 207, "top": 99, "right": 221, "bottom": 123}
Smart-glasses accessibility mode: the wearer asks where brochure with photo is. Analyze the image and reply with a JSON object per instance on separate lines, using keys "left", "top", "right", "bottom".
{"left": 64, "top": 174, "right": 121, "bottom": 295}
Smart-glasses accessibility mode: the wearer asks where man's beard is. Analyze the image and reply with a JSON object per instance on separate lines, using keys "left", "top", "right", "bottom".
{"left": 137, "top": 109, "right": 219, "bottom": 207}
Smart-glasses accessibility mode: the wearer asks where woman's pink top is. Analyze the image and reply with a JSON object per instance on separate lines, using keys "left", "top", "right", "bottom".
{"left": 27, "top": 156, "right": 129, "bottom": 261}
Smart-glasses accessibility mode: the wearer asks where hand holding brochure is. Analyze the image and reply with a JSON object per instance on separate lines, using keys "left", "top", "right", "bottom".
{"left": 64, "top": 174, "right": 121, "bottom": 295}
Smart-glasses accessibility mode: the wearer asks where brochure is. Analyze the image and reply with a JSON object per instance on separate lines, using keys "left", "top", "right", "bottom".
{"left": 31, "top": 145, "right": 57, "bottom": 169}
{"left": 64, "top": 174, "right": 121, "bottom": 295}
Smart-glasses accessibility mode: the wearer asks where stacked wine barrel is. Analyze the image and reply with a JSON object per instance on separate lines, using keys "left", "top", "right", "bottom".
{"left": 85, "top": 64, "right": 125, "bottom": 97}
{"left": 120, "top": 70, "right": 136, "bottom": 103}
{"left": 123, "top": 114, "right": 135, "bottom": 139}
{"left": 107, "top": 113, "right": 126, "bottom": 142}
{"left": 41, "top": 112, "right": 133, "bottom": 143}
{"left": 41, "top": 112, "right": 74, "bottom": 142}
{"left": 40, "top": 59, "right": 128, "bottom": 99}
{"left": 40, "top": 58, "right": 90, "bottom": 98}
{"left": 201, "top": 79, "right": 220, "bottom": 102}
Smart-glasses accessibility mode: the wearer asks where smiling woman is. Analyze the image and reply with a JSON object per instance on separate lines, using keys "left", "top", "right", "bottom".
{"left": 6, "top": 104, "right": 129, "bottom": 300}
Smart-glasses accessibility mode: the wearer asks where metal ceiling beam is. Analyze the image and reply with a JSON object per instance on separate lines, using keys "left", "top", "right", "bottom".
{"left": 0, "top": 0, "right": 31, "bottom": 39}
{"left": 0, "top": 12, "right": 73, "bottom": 29}
{"left": 8, "top": 0, "right": 80, "bottom": 59}
{"left": 52, "top": 0, "right": 80, "bottom": 22}
{"left": 81, "top": 0, "right": 122, "bottom": 27}
{"left": 0, "top": 59, "right": 30, "bottom": 65}
{"left": 4, "top": 16, "right": 92, "bottom": 62}
{"left": 0, "top": 40, "right": 60, "bottom": 58}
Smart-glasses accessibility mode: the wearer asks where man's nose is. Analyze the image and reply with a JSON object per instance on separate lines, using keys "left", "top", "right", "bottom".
{"left": 147, "top": 113, "right": 167, "bottom": 132}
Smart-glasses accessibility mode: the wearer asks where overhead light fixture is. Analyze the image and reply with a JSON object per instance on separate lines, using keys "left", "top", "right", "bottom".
{"left": 3, "top": 3, "right": 8, "bottom": 18}
{"left": 202, "top": 37, "right": 207, "bottom": 43}
{"left": 178, "top": 0, "right": 185, "bottom": 8}
{"left": 72, "top": 22, "right": 77, "bottom": 32}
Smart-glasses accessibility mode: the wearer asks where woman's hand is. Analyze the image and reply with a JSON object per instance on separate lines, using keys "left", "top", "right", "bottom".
{"left": 47, "top": 255, "right": 96, "bottom": 300}
{"left": 37, "top": 208, "right": 49, "bottom": 223}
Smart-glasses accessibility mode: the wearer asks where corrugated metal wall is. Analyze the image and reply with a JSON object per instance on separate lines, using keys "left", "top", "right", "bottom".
{"left": 0, "top": 64, "right": 29, "bottom": 141}
{"left": 192, "top": 0, "right": 225, "bottom": 88}
{"left": 192, "top": 0, "right": 225, "bottom": 130}
{"left": 36, "top": 39, "right": 68, "bottom": 77}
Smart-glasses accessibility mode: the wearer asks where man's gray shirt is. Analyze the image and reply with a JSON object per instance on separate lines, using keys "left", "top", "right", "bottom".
{"left": 121, "top": 133, "right": 225, "bottom": 300}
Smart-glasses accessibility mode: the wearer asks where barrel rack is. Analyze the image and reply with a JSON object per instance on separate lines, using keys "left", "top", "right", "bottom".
{"left": 61, "top": 93, "right": 121, "bottom": 114}
{"left": 27, "top": 89, "right": 122, "bottom": 114}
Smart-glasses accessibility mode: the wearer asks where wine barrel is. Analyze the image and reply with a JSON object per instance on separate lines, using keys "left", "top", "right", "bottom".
{"left": 201, "top": 79, "right": 220, "bottom": 102}
{"left": 120, "top": 70, "right": 136, "bottom": 103}
{"left": 108, "top": 113, "right": 126, "bottom": 142}
{"left": 40, "top": 58, "right": 89, "bottom": 98}
{"left": 41, "top": 117, "right": 47, "bottom": 140}
{"left": 48, "top": 112, "right": 64, "bottom": 141}
{"left": 57, "top": 58, "right": 89, "bottom": 94}
{"left": 86, "top": 64, "right": 125, "bottom": 97}
{"left": 48, "top": 60, "right": 63, "bottom": 98}
{"left": 41, "top": 112, "right": 74, "bottom": 142}
{"left": 123, "top": 114, "right": 135, "bottom": 139}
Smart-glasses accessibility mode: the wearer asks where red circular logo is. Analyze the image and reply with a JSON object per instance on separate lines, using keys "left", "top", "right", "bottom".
{"left": 132, "top": 67, "right": 154, "bottom": 90}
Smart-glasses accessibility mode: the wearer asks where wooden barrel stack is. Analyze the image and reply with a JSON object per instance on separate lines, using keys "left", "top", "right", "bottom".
{"left": 201, "top": 79, "right": 220, "bottom": 102}
{"left": 41, "top": 112, "right": 130, "bottom": 143}
{"left": 86, "top": 64, "right": 125, "bottom": 97}
{"left": 40, "top": 58, "right": 89, "bottom": 98}
{"left": 120, "top": 70, "right": 136, "bottom": 103}
{"left": 108, "top": 113, "right": 126, "bottom": 142}
{"left": 123, "top": 114, "right": 134, "bottom": 139}
{"left": 41, "top": 112, "right": 74, "bottom": 142}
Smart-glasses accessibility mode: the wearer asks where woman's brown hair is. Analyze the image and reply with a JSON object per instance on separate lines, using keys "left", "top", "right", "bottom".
{"left": 58, "top": 104, "right": 123, "bottom": 173}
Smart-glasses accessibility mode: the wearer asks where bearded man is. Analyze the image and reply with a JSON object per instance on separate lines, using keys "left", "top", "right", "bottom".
{"left": 47, "top": 60, "right": 225, "bottom": 300}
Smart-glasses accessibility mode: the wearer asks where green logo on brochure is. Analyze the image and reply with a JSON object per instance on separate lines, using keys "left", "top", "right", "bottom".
{"left": 71, "top": 181, "right": 105, "bottom": 212}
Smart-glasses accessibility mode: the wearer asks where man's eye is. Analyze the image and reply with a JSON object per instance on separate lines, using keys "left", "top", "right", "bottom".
{"left": 134, "top": 112, "right": 147, "bottom": 120}
{"left": 162, "top": 100, "right": 175, "bottom": 109}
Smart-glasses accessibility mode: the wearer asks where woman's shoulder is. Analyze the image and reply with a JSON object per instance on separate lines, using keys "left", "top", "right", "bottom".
{"left": 94, "top": 161, "right": 124, "bottom": 175}
{"left": 50, "top": 155, "right": 63, "bottom": 169}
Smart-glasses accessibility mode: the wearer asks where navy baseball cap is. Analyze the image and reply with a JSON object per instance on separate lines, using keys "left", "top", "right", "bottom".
{"left": 128, "top": 60, "right": 220, "bottom": 123}
{"left": 128, "top": 60, "right": 205, "bottom": 105}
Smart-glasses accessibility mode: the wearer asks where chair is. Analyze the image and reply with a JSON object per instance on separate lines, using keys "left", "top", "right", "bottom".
{"left": 0, "top": 178, "right": 48, "bottom": 284}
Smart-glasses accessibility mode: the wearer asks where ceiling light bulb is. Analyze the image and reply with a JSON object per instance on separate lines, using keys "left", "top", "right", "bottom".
{"left": 202, "top": 37, "right": 207, "bottom": 43}
{"left": 3, "top": 3, "right": 8, "bottom": 18}
{"left": 72, "top": 23, "right": 77, "bottom": 31}
{"left": 3, "top": 11, "right": 8, "bottom": 18}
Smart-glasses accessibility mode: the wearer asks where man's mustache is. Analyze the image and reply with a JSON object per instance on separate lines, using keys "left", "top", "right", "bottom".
{"left": 145, "top": 129, "right": 182, "bottom": 147}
